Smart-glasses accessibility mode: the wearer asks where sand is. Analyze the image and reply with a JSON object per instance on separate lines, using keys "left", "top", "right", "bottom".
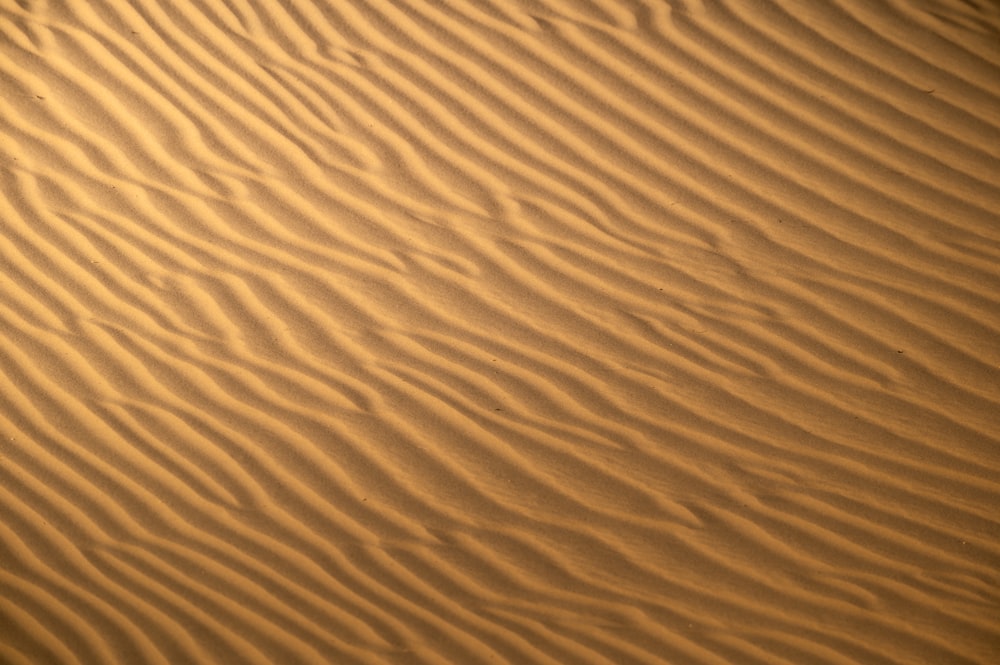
{"left": 1, "top": 1, "right": 998, "bottom": 663}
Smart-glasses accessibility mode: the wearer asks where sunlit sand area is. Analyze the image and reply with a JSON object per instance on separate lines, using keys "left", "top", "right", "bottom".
{"left": 1, "top": 1, "right": 999, "bottom": 663}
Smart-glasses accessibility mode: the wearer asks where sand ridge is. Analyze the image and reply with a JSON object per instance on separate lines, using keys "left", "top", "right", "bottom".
{"left": 1, "top": 1, "right": 999, "bottom": 663}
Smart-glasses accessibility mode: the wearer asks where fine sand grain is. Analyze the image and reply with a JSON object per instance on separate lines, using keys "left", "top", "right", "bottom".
{"left": 1, "top": 1, "right": 999, "bottom": 664}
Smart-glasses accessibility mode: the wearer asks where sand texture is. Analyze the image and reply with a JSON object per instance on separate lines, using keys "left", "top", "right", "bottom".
{"left": 1, "top": 1, "right": 999, "bottom": 663}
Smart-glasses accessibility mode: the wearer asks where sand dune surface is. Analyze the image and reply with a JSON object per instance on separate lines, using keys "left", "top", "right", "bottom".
{"left": 1, "top": 1, "right": 999, "bottom": 663}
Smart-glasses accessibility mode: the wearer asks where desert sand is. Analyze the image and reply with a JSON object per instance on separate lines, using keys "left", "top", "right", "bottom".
{"left": 1, "top": 1, "right": 999, "bottom": 663}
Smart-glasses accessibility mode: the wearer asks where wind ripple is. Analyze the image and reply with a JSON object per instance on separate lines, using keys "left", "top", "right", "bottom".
{"left": 1, "top": 1, "right": 998, "bottom": 663}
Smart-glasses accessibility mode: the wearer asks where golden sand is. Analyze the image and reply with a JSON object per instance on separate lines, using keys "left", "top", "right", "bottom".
{"left": 1, "top": 1, "right": 998, "bottom": 663}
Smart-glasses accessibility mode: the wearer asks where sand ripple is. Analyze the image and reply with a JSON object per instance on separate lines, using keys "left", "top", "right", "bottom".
{"left": 1, "top": 1, "right": 998, "bottom": 663}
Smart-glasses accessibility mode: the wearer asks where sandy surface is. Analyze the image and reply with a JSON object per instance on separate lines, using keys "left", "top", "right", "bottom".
{"left": 1, "top": 1, "right": 999, "bottom": 663}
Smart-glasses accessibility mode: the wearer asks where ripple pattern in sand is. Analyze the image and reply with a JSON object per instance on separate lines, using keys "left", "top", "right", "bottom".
{"left": 1, "top": 1, "right": 999, "bottom": 664}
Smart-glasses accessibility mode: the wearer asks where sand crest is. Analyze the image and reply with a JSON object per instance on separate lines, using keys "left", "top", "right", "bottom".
{"left": 1, "top": 1, "right": 998, "bottom": 663}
